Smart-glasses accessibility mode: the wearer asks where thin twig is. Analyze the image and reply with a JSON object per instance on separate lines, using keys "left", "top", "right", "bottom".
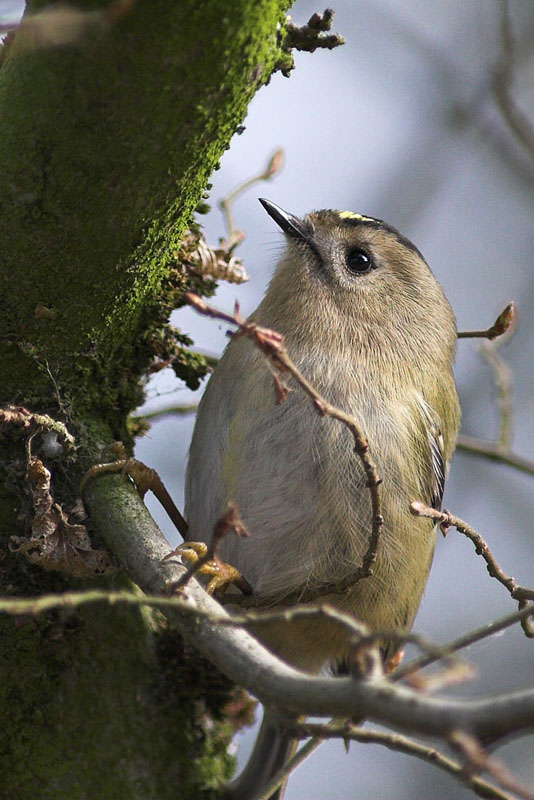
{"left": 256, "top": 736, "right": 323, "bottom": 800}
{"left": 456, "top": 436, "right": 534, "bottom": 477}
{"left": 479, "top": 340, "right": 514, "bottom": 450}
{"left": 457, "top": 300, "right": 533, "bottom": 475}
{"left": 491, "top": 1, "right": 534, "bottom": 160}
{"left": 290, "top": 723, "right": 517, "bottom": 800}
{"left": 218, "top": 150, "right": 284, "bottom": 251}
{"left": 0, "top": 584, "right": 465, "bottom": 678}
{"left": 457, "top": 303, "right": 514, "bottom": 340}
{"left": 3, "top": 586, "right": 534, "bottom": 674}
{"left": 0, "top": 587, "right": 467, "bottom": 674}
{"left": 450, "top": 729, "right": 534, "bottom": 800}
{"left": 0, "top": 21, "right": 20, "bottom": 32}
{"left": 410, "top": 502, "right": 534, "bottom": 601}
{"left": 185, "top": 292, "right": 384, "bottom": 599}
{"left": 410, "top": 502, "right": 534, "bottom": 637}
{"left": 0, "top": 588, "right": 189, "bottom": 617}
{"left": 140, "top": 403, "right": 199, "bottom": 421}
{"left": 394, "top": 604, "right": 534, "bottom": 680}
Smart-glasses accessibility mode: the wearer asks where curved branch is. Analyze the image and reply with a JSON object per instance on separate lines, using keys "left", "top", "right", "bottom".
{"left": 290, "top": 723, "right": 516, "bottom": 800}
{"left": 83, "top": 475, "right": 534, "bottom": 746}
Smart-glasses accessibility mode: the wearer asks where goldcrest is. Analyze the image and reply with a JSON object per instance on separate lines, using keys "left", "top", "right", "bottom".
{"left": 185, "top": 199, "right": 460, "bottom": 798}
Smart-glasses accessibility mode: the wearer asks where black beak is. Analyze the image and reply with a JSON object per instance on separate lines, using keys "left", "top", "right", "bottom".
{"left": 259, "top": 198, "right": 310, "bottom": 243}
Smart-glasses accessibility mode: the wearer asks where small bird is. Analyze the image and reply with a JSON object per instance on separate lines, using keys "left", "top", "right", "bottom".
{"left": 184, "top": 199, "right": 460, "bottom": 799}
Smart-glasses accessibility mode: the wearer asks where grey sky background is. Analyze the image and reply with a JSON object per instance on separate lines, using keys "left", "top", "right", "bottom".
{"left": 137, "top": 2, "right": 534, "bottom": 797}
{"left": 4, "top": 1, "right": 532, "bottom": 797}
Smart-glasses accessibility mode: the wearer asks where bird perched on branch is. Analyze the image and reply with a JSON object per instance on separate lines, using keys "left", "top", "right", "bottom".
{"left": 185, "top": 199, "right": 460, "bottom": 799}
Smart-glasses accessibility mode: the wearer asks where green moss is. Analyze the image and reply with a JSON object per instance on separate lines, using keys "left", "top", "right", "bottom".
{"left": 0, "top": 0, "right": 292, "bottom": 433}
{"left": 0, "top": 580, "right": 237, "bottom": 800}
{"left": 0, "top": 3, "right": 307, "bottom": 797}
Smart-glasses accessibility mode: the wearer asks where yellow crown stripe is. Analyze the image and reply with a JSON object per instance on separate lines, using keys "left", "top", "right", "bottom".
{"left": 338, "top": 210, "right": 376, "bottom": 223}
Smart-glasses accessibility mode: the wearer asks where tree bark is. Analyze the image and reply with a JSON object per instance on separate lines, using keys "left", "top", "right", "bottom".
{"left": 0, "top": 1, "right": 290, "bottom": 796}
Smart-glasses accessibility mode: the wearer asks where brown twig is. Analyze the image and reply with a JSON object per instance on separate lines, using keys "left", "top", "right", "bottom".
{"left": 478, "top": 338, "right": 514, "bottom": 450}
{"left": 289, "top": 722, "right": 516, "bottom": 800}
{"left": 456, "top": 300, "right": 534, "bottom": 476}
{"left": 256, "top": 736, "right": 323, "bottom": 800}
{"left": 457, "top": 302, "right": 514, "bottom": 340}
{"left": 185, "top": 292, "right": 384, "bottom": 598}
{"left": 456, "top": 436, "right": 534, "bottom": 477}
{"left": 410, "top": 501, "right": 534, "bottom": 637}
{"left": 218, "top": 149, "right": 284, "bottom": 251}
{"left": 0, "top": 21, "right": 19, "bottom": 33}
{"left": 139, "top": 403, "right": 199, "bottom": 422}
{"left": 394, "top": 604, "right": 534, "bottom": 681}
{"left": 450, "top": 729, "right": 534, "bottom": 800}
{"left": 491, "top": 1, "right": 534, "bottom": 161}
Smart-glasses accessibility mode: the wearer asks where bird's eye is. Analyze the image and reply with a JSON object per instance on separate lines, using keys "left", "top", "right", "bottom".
{"left": 346, "top": 248, "right": 373, "bottom": 274}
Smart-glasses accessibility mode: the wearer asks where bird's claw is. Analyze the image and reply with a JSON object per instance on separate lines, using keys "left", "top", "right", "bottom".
{"left": 169, "top": 541, "right": 252, "bottom": 596}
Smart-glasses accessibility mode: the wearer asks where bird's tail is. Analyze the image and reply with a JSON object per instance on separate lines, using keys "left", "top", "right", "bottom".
{"left": 223, "top": 709, "right": 297, "bottom": 800}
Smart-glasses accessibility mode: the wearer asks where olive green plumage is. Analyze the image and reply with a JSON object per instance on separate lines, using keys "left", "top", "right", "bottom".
{"left": 185, "top": 199, "right": 460, "bottom": 798}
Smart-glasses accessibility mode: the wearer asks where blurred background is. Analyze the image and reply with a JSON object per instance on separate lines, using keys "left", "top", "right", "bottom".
{"left": 5, "top": 0, "right": 533, "bottom": 796}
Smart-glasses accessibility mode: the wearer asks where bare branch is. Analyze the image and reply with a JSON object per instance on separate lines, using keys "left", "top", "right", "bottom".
{"left": 456, "top": 436, "right": 534, "bottom": 477}
{"left": 410, "top": 502, "right": 534, "bottom": 602}
{"left": 256, "top": 736, "right": 322, "bottom": 800}
{"left": 410, "top": 501, "right": 534, "bottom": 637}
{"left": 458, "top": 303, "right": 514, "bottom": 340}
{"left": 78, "top": 475, "right": 534, "bottom": 746}
{"left": 456, "top": 303, "right": 534, "bottom": 477}
{"left": 137, "top": 403, "right": 199, "bottom": 422}
{"left": 3, "top": 585, "right": 534, "bottom": 681}
{"left": 291, "top": 723, "right": 516, "bottom": 800}
{"left": 450, "top": 729, "right": 534, "bottom": 800}
{"left": 395, "top": 604, "right": 534, "bottom": 681}
{"left": 0, "top": 587, "right": 475, "bottom": 684}
{"left": 479, "top": 339, "right": 514, "bottom": 450}
{"left": 218, "top": 149, "right": 284, "bottom": 251}
{"left": 491, "top": 1, "right": 534, "bottom": 160}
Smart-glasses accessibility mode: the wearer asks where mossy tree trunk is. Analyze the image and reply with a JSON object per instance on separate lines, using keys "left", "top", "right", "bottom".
{"left": 0, "top": 1, "right": 292, "bottom": 797}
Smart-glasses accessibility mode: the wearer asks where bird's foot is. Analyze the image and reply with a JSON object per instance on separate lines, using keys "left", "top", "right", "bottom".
{"left": 80, "top": 442, "right": 187, "bottom": 536}
{"left": 167, "top": 541, "right": 252, "bottom": 596}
